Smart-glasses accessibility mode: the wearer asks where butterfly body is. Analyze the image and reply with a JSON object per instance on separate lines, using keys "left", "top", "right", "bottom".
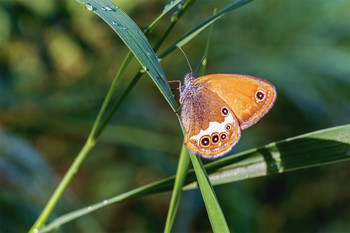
{"left": 179, "top": 73, "right": 276, "bottom": 159}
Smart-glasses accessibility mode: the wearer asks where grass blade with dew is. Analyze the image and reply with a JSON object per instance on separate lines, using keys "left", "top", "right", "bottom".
{"left": 40, "top": 124, "right": 350, "bottom": 231}
{"left": 158, "top": 0, "right": 252, "bottom": 59}
{"left": 185, "top": 124, "right": 350, "bottom": 189}
{"left": 77, "top": 0, "right": 177, "bottom": 111}
{"left": 30, "top": 1, "right": 186, "bottom": 232}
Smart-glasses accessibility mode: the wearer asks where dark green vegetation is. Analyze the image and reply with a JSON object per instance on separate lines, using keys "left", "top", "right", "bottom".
{"left": 1, "top": 0, "right": 349, "bottom": 232}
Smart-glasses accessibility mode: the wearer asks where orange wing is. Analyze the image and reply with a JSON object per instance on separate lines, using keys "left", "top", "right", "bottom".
{"left": 181, "top": 87, "right": 241, "bottom": 159}
{"left": 195, "top": 74, "right": 276, "bottom": 130}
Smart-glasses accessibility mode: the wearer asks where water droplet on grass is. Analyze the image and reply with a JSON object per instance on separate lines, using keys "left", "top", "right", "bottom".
{"left": 104, "top": 5, "right": 113, "bottom": 11}
{"left": 84, "top": 3, "right": 93, "bottom": 11}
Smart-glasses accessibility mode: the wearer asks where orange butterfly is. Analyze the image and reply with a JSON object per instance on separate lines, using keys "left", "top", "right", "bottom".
{"left": 175, "top": 49, "right": 276, "bottom": 159}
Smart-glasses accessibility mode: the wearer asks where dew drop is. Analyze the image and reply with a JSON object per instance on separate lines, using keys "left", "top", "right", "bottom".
{"left": 87, "top": 206, "right": 92, "bottom": 211}
{"left": 163, "top": 1, "right": 173, "bottom": 13}
{"left": 178, "top": 0, "right": 184, "bottom": 9}
{"left": 33, "top": 229, "right": 39, "bottom": 233}
{"left": 146, "top": 51, "right": 150, "bottom": 56}
{"left": 122, "top": 26, "right": 127, "bottom": 30}
{"left": 171, "top": 12, "right": 179, "bottom": 22}
{"left": 112, "top": 21, "right": 118, "bottom": 25}
{"left": 84, "top": 3, "right": 93, "bottom": 11}
{"left": 105, "top": 5, "right": 112, "bottom": 11}
{"left": 103, "top": 200, "right": 108, "bottom": 204}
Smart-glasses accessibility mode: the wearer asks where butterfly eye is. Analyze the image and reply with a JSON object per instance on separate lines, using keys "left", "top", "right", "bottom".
{"left": 200, "top": 136, "right": 211, "bottom": 147}
{"left": 211, "top": 133, "right": 220, "bottom": 144}
{"left": 221, "top": 107, "right": 229, "bottom": 116}
{"left": 220, "top": 133, "right": 227, "bottom": 141}
{"left": 255, "top": 90, "right": 266, "bottom": 102}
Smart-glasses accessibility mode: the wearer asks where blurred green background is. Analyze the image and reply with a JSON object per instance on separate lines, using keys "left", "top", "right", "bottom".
{"left": 1, "top": 0, "right": 349, "bottom": 232}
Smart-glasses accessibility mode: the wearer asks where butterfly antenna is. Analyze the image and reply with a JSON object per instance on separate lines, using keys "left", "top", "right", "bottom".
{"left": 179, "top": 47, "right": 193, "bottom": 74}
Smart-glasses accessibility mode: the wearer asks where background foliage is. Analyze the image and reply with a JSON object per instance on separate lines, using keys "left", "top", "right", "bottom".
{"left": 1, "top": 0, "right": 349, "bottom": 232}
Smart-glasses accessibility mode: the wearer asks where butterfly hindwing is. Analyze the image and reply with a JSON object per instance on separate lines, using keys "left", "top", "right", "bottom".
{"left": 181, "top": 87, "right": 241, "bottom": 159}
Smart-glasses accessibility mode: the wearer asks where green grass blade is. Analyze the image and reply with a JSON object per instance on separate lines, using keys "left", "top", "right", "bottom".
{"left": 31, "top": 2, "right": 190, "bottom": 232}
{"left": 186, "top": 124, "right": 350, "bottom": 189}
{"left": 40, "top": 174, "right": 179, "bottom": 232}
{"left": 178, "top": 11, "right": 230, "bottom": 232}
{"left": 145, "top": 0, "right": 183, "bottom": 34}
{"left": 164, "top": 145, "right": 190, "bottom": 233}
{"left": 158, "top": 0, "right": 252, "bottom": 59}
{"left": 199, "top": 8, "right": 216, "bottom": 76}
{"left": 77, "top": 0, "right": 177, "bottom": 111}
{"left": 188, "top": 151, "right": 230, "bottom": 233}
{"left": 41, "top": 125, "right": 350, "bottom": 231}
{"left": 164, "top": 17, "right": 217, "bottom": 231}
{"left": 89, "top": 51, "right": 134, "bottom": 142}
{"left": 152, "top": 0, "right": 197, "bottom": 53}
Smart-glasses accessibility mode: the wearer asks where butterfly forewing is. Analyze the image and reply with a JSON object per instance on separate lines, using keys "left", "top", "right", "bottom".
{"left": 195, "top": 74, "right": 277, "bottom": 130}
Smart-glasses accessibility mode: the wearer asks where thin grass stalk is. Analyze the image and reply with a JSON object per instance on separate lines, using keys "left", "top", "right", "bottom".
{"left": 29, "top": 2, "right": 195, "bottom": 232}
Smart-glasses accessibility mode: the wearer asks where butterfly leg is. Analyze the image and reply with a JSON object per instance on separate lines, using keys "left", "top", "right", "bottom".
{"left": 156, "top": 77, "right": 184, "bottom": 112}
{"left": 156, "top": 77, "right": 182, "bottom": 93}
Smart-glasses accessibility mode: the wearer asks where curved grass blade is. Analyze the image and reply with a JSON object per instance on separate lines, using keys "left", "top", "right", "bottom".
{"left": 164, "top": 145, "right": 190, "bottom": 233}
{"left": 199, "top": 8, "right": 216, "bottom": 77}
{"left": 158, "top": 0, "right": 252, "bottom": 59}
{"left": 30, "top": 2, "right": 188, "bottom": 232}
{"left": 188, "top": 151, "right": 230, "bottom": 233}
{"left": 77, "top": 0, "right": 177, "bottom": 111}
{"left": 40, "top": 124, "right": 350, "bottom": 231}
{"left": 181, "top": 11, "right": 230, "bottom": 232}
{"left": 186, "top": 124, "right": 350, "bottom": 189}
{"left": 163, "top": 13, "right": 216, "bottom": 227}
{"left": 144, "top": 0, "right": 184, "bottom": 34}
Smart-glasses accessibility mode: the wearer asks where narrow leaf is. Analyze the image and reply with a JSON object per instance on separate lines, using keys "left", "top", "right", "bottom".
{"left": 188, "top": 151, "right": 230, "bottom": 233}
{"left": 164, "top": 145, "right": 190, "bottom": 233}
{"left": 41, "top": 124, "right": 350, "bottom": 230}
{"left": 77, "top": 0, "right": 177, "bottom": 111}
{"left": 186, "top": 124, "right": 350, "bottom": 189}
{"left": 158, "top": 0, "right": 252, "bottom": 58}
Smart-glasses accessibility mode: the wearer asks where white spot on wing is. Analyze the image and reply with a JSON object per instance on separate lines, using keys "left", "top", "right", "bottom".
{"left": 190, "top": 113, "right": 234, "bottom": 142}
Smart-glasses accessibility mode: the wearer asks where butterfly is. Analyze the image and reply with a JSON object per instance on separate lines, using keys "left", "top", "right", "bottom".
{"left": 179, "top": 72, "right": 276, "bottom": 159}
{"left": 172, "top": 50, "right": 277, "bottom": 159}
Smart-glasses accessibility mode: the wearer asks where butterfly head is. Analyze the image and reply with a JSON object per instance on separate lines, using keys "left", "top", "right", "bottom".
{"left": 180, "top": 72, "right": 196, "bottom": 104}
{"left": 184, "top": 72, "right": 195, "bottom": 86}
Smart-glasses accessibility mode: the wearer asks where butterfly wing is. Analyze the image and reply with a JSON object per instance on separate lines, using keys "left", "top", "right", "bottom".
{"left": 195, "top": 74, "right": 276, "bottom": 130}
{"left": 181, "top": 87, "right": 241, "bottom": 159}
